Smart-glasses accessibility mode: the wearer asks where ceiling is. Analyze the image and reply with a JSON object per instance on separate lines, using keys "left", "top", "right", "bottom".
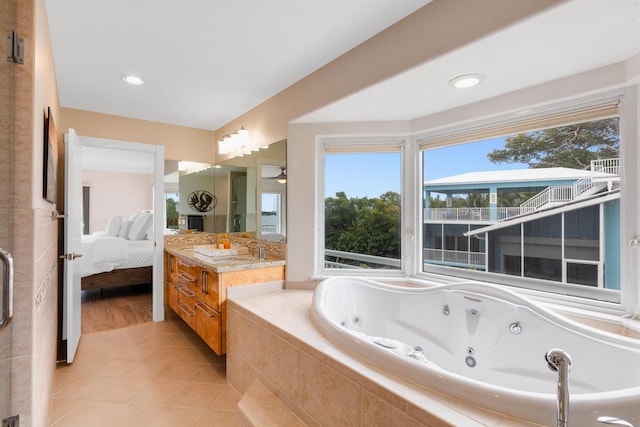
{"left": 45, "top": 0, "right": 640, "bottom": 133}
{"left": 296, "top": 0, "right": 640, "bottom": 123}
{"left": 45, "top": 0, "right": 432, "bottom": 131}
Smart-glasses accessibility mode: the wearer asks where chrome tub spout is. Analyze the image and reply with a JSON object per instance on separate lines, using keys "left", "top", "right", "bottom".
{"left": 545, "top": 348, "right": 572, "bottom": 427}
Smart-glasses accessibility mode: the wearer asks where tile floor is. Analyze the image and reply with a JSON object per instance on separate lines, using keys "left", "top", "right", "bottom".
{"left": 49, "top": 312, "right": 240, "bottom": 426}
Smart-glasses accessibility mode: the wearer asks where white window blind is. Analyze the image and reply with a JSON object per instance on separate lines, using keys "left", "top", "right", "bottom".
{"left": 418, "top": 100, "right": 619, "bottom": 150}
{"left": 324, "top": 141, "right": 403, "bottom": 154}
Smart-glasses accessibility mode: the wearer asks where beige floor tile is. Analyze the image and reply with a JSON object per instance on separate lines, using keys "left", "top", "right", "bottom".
{"left": 211, "top": 386, "right": 242, "bottom": 411}
{"left": 54, "top": 376, "right": 153, "bottom": 403}
{"left": 50, "top": 317, "right": 238, "bottom": 426}
{"left": 195, "top": 409, "right": 240, "bottom": 427}
{"left": 47, "top": 398, "right": 80, "bottom": 426}
{"left": 129, "top": 379, "right": 189, "bottom": 406}
{"left": 125, "top": 359, "right": 174, "bottom": 381}
{"left": 170, "top": 382, "right": 227, "bottom": 409}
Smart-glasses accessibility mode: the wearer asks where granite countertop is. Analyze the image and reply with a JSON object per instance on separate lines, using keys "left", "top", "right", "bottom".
{"left": 165, "top": 245, "right": 286, "bottom": 273}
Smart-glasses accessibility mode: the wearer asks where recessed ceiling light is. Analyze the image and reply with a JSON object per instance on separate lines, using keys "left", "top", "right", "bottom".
{"left": 120, "top": 74, "right": 144, "bottom": 85}
{"left": 449, "top": 73, "right": 484, "bottom": 89}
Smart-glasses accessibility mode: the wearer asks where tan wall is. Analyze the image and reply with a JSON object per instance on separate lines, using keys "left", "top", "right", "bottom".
{"left": 60, "top": 107, "right": 216, "bottom": 163}
{"left": 81, "top": 170, "right": 153, "bottom": 234}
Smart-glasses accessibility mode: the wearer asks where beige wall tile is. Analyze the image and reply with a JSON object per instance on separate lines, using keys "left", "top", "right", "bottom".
{"left": 362, "top": 390, "right": 423, "bottom": 427}
{"left": 299, "top": 351, "right": 360, "bottom": 427}
{"left": 257, "top": 327, "right": 301, "bottom": 404}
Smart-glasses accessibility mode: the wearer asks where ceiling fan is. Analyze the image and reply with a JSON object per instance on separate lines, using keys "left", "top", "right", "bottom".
{"left": 265, "top": 167, "right": 287, "bottom": 184}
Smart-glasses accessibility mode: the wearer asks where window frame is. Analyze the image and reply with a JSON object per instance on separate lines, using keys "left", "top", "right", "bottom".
{"left": 316, "top": 136, "right": 410, "bottom": 278}
{"left": 414, "top": 89, "right": 638, "bottom": 314}
{"left": 312, "top": 89, "right": 638, "bottom": 315}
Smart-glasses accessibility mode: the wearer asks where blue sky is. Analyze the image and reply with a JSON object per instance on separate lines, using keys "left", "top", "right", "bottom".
{"left": 324, "top": 137, "right": 529, "bottom": 199}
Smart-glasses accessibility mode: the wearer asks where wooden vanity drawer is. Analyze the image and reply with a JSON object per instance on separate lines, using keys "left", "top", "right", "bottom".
{"left": 194, "top": 299, "right": 222, "bottom": 355}
{"left": 167, "top": 280, "right": 180, "bottom": 312}
{"left": 176, "top": 286, "right": 197, "bottom": 329}
{"left": 177, "top": 257, "right": 199, "bottom": 278}
{"left": 178, "top": 270, "right": 199, "bottom": 294}
{"left": 199, "top": 269, "right": 220, "bottom": 311}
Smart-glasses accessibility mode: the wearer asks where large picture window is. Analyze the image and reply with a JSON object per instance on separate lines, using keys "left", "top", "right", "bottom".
{"left": 420, "top": 102, "right": 621, "bottom": 301}
{"left": 322, "top": 143, "right": 402, "bottom": 271}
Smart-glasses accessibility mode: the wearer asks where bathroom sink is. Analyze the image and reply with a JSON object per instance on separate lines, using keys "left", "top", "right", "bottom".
{"left": 193, "top": 245, "right": 249, "bottom": 258}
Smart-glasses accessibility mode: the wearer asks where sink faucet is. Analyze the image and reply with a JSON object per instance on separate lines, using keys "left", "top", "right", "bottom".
{"left": 545, "top": 348, "right": 572, "bottom": 427}
{"left": 257, "top": 243, "right": 266, "bottom": 261}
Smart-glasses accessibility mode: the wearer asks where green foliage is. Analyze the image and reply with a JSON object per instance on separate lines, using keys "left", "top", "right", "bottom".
{"left": 166, "top": 197, "right": 179, "bottom": 225}
{"left": 497, "top": 191, "right": 537, "bottom": 207}
{"left": 487, "top": 118, "right": 619, "bottom": 169}
{"left": 325, "top": 191, "right": 401, "bottom": 263}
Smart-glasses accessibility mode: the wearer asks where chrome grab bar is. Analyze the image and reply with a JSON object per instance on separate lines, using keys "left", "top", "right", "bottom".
{"left": 546, "top": 348, "right": 572, "bottom": 427}
{"left": 0, "top": 248, "right": 14, "bottom": 330}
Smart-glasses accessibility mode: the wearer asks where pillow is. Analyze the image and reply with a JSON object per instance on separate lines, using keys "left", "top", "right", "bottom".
{"left": 117, "top": 220, "right": 132, "bottom": 239}
{"left": 128, "top": 212, "right": 153, "bottom": 240}
{"left": 145, "top": 224, "right": 154, "bottom": 240}
{"left": 128, "top": 211, "right": 140, "bottom": 222}
{"left": 105, "top": 216, "right": 122, "bottom": 237}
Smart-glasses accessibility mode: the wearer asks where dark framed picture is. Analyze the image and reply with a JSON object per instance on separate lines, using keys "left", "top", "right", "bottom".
{"left": 43, "top": 106, "right": 58, "bottom": 204}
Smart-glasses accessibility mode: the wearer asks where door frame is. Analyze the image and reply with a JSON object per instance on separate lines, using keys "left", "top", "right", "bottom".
{"left": 74, "top": 134, "right": 166, "bottom": 322}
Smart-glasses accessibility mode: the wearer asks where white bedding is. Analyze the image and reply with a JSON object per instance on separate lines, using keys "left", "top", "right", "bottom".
{"left": 80, "top": 235, "right": 154, "bottom": 277}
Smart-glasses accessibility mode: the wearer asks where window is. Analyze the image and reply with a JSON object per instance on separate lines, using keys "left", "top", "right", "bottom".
{"left": 420, "top": 100, "right": 621, "bottom": 301}
{"left": 262, "top": 192, "right": 283, "bottom": 235}
{"left": 166, "top": 193, "right": 179, "bottom": 230}
{"left": 322, "top": 142, "right": 403, "bottom": 271}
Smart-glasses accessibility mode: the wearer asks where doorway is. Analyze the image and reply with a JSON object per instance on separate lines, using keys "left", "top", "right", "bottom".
{"left": 61, "top": 131, "right": 165, "bottom": 362}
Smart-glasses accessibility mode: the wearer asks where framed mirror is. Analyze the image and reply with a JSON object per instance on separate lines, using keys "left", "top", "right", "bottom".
{"left": 164, "top": 139, "right": 286, "bottom": 243}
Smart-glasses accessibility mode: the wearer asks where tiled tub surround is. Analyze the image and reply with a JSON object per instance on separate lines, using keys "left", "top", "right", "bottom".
{"left": 226, "top": 289, "right": 543, "bottom": 427}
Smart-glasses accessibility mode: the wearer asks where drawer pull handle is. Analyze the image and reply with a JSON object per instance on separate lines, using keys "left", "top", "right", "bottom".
{"left": 178, "top": 273, "right": 196, "bottom": 282}
{"left": 177, "top": 287, "right": 195, "bottom": 298}
{"left": 178, "top": 260, "right": 196, "bottom": 268}
{"left": 201, "top": 271, "right": 208, "bottom": 295}
{"left": 177, "top": 304, "right": 195, "bottom": 317}
{"left": 195, "top": 302, "right": 216, "bottom": 318}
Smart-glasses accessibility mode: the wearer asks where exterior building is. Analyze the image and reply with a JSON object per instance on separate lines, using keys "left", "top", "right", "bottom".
{"left": 423, "top": 158, "right": 620, "bottom": 289}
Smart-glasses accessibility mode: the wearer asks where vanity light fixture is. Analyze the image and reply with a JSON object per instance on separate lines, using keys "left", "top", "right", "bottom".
{"left": 218, "top": 126, "right": 250, "bottom": 155}
{"left": 120, "top": 74, "right": 145, "bottom": 85}
{"left": 448, "top": 73, "right": 484, "bottom": 89}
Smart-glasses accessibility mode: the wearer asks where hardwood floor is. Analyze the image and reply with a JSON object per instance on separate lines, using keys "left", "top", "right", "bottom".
{"left": 81, "top": 284, "right": 153, "bottom": 334}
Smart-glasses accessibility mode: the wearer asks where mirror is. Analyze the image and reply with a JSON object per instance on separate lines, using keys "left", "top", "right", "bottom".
{"left": 164, "top": 139, "right": 286, "bottom": 242}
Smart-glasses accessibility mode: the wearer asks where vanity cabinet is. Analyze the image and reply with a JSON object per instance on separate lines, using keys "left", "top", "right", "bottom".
{"left": 164, "top": 250, "right": 285, "bottom": 355}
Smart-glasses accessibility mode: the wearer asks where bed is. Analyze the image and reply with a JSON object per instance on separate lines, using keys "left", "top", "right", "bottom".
{"left": 80, "top": 212, "right": 155, "bottom": 291}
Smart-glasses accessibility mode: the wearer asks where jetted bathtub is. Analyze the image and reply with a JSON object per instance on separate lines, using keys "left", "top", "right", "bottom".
{"left": 311, "top": 277, "right": 640, "bottom": 426}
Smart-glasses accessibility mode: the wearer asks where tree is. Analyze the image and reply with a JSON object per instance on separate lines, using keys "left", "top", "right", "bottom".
{"left": 325, "top": 192, "right": 357, "bottom": 250}
{"left": 487, "top": 118, "right": 619, "bottom": 169}
{"left": 166, "top": 197, "right": 179, "bottom": 227}
{"left": 325, "top": 191, "right": 401, "bottom": 267}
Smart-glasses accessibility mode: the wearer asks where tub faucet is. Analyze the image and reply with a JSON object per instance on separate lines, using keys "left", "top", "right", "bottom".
{"left": 545, "top": 348, "right": 572, "bottom": 427}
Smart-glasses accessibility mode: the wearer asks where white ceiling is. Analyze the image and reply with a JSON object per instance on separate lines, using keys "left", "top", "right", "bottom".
{"left": 45, "top": 0, "right": 640, "bottom": 134}
{"left": 295, "top": 0, "right": 640, "bottom": 123}
{"left": 45, "top": 0, "right": 432, "bottom": 131}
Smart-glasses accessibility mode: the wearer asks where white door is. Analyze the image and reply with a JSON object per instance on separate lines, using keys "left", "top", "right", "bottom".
{"left": 63, "top": 129, "right": 83, "bottom": 362}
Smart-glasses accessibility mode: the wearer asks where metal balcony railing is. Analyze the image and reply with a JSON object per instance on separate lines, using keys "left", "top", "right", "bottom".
{"left": 423, "top": 248, "right": 486, "bottom": 268}
{"left": 324, "top": 249, "right": 401, "bottom": 269}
